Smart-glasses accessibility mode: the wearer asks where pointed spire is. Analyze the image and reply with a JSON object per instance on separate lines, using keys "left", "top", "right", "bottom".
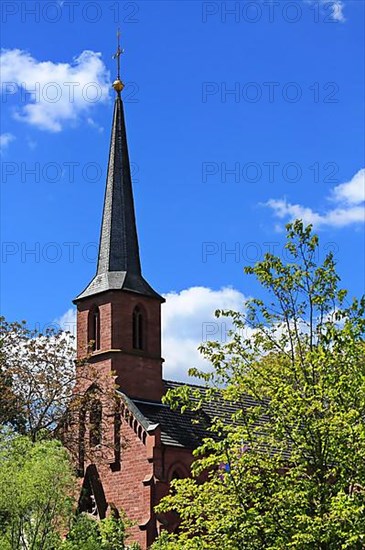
{"left": 74, "top": 38, "right": 163, "bottom": 302}
{"left": 97, "top": 96, "right": 141, "bottom": 276}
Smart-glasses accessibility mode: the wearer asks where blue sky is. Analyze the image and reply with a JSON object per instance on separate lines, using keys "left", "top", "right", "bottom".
{"left": 1, "top": 0, "right": 364, "bottom": 378}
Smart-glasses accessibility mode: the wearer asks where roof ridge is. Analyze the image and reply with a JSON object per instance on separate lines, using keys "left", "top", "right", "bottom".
{"left": 163, "top": 379, "right": 210, "bottom": 390}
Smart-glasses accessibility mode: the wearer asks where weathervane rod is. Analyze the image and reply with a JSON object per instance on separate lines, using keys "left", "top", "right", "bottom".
{"left": 112, "top": 28, "right": 125, "bottom": 94}
{"left": 116, "top": 28, "right": 121, "bottom": 79}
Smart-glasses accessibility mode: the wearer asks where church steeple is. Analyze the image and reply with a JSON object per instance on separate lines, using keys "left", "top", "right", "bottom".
{"left": 75, "top": 32, "right": 162, "bottom": 302}
{"left": 74, "top": 34, "right": 164, "bottom": 402}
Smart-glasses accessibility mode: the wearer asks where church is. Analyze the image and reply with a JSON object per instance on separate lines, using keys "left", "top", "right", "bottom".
{"left": 72, "top": 79, "right": 194, "bottom": 545}
{"left": 70, "top": 42, "right": 243, "bottom": 549}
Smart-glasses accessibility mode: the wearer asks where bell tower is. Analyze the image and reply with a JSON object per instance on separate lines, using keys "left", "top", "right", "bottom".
{"left": 73, "top": 32, "right": 164, "bottom": 401}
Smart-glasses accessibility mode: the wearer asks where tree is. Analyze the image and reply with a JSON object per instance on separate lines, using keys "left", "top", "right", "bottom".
{"left": 0, "top": 319, "right": 118, "bottom": 464}
{"left": 0, "top": 430, "right": 141, "bottom": 550}
{"left": 153, "top": 221, "right": 365, "bottom": 549}
{"left": 0, "top": 320, "right": 76, "bottom": 441}
{"left": 0, "top": 321, "right": 137, "bottom": 546}
{"left": 0, "top": 430, "right": 75, "bottom": 549}
{"left": 62, "top": 513, "right": 141, "bottom": 550}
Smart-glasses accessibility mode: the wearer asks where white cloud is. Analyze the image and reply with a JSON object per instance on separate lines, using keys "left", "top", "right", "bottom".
{"left": 162, "top": 286, "right": 248, "bottom": 381}
{"left": 0, "top": 49, "right": 110, "bottom": 132}
{"left": 265, "top": 168, "right": 365, "bottom": 229}
{"left": 331, "top": 168, "right": 365, "bottom": 205}
{"left": 0, "top": 132, "right": 15, "bottom": 150}
{"left": 55, "top": 287, "right": 248, "bottom": 382}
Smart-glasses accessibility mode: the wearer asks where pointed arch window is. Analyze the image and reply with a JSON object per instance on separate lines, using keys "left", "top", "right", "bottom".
{"left": 89, "top": 306, "right": 100, "bottom": 351}
{"left": 84, "top": 477, "right": 99, "bottom": 517}
{"left": 78, "top": 465, "right": 107, "bottom": 519}
{"left": 133, "top": 306, "right": 144, "bottom": 350}
{"left": 89, "top": 400, "right": 102, "bottom": 447}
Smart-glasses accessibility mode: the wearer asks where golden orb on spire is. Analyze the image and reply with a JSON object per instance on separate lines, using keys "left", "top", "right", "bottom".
{"left": 112, "top": 79, "right": 124, "bottom": 92}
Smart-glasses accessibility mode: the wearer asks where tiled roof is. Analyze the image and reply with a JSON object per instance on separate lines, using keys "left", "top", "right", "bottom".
{"left": 122, "top": 380, "right": 272, "bottom": 450}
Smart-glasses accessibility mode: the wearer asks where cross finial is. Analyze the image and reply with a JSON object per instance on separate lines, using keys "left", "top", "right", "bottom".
{"left": 114, "top": 28, "right": 123, "bottom": 79}
{"left": 112, "top": 28, "right": 125, "bottom": 94}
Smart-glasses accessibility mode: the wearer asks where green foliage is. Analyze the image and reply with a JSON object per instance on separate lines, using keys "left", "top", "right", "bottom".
{"left": 0, "top": 430, "right": 75, "bottom": 550}
{"left": 0, "top": 430, "right": 140, "bottom": 549}
{"left": 63, "top": 513, "right": 141, "bottom": 550}
{"left": 62, "top": 514, "right": 101, "bottom": 550}
{"left": 0, "top": 322, "right": 139, "bottom": 549}
{"left": 153, "top": 221, "right": 365, "bottom": 550}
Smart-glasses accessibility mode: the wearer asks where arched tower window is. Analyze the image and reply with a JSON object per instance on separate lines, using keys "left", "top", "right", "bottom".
{"left": 88, "top": 306, "right": 100, "bottom": 351}
{"left": 133, "top": 306, "right": 144, "bottom": 350}
{"left": 89, "top": 400, "right": 102, "bottom": 447}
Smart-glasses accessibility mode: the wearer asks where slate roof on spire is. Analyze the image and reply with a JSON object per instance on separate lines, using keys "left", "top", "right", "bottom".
{"left": 75, "top": 95, "right": 163, "bottom": 302}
